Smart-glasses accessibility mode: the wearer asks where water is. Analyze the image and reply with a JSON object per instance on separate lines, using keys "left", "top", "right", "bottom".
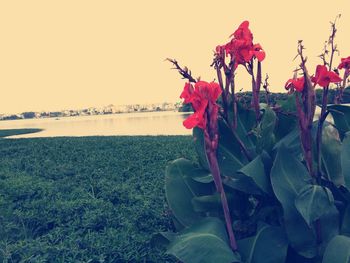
{"left": 0, "top": 111, "right": 192, "bottom": 138}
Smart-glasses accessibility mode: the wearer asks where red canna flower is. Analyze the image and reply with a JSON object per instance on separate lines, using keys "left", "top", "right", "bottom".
{"left": 250, "top": 44, "right": 265, "bottom": 62}
{"left": 224, "top": 21, "right": 265, "bottom": 67}
{"left": 193, "top": 81, "right": 221, "bottom": 103}
{"left": 230, "top": 21, "right": 253, "bottom": 42}
{"left": 183, "top": 107, "right": 207, "bottom": 129}
{"left": 180, "top": 81, "right": 222, "bottom": 130}
{"left": 180, "top": 82, "right": 194, "bottom": 104}
{"left": 285, "top": 77, "right": 305, "bottom": 92}
{"left": 338, "top": 56, "right": 350, "bottom": 70}
{"left": 311, "top": 65, "right": 342, "bottom": 87}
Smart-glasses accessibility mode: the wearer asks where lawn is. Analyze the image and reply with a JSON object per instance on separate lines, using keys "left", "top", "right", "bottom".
{"left": 0, "top": 135, "right": 196, "bottom": 262}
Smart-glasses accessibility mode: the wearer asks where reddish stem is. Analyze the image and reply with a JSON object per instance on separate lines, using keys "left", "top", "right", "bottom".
{"left": 205, "top": 104, "right": 238, "bottom": 251}
{"left": 207, "top": 150, "right": 237, "bottom": 251}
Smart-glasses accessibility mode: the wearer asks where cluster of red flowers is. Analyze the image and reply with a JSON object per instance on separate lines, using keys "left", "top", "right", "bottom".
{"left": 180, "top": 81, "right": 221, "bottom": 129}
{"left": 216, "top": 21, "right": 265, "bottom": 68}
{"left": 285, "top": 63, "right": 346, "bottom": 92}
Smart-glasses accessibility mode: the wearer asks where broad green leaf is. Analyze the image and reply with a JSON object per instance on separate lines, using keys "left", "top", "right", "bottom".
{"left": 319, "top": 205, "right": 340, "bottom": 253}
{"left": 256, "top": 105, "right": 276, "bottom": 153}
{"left": 151, "top": 231, "right": 176, "bottom": 246}
{"left": 192, "top": 169, "right": 213, "bottom": 183}
{"left": 218, "top": 118, "right": 248, "bottom": 164}
{"left": 165, "top": 159, "right": 210, "bottom": 227}
{"left": 238, "top": 154, "right": 272, "bottom": 195}
{"left": 322, "top": 125, "right": 344, "bottom": 186}
{"left": 270, "top": 145, "right": 317, "bottom": 258}
{"left": 191, "top": 193, "right": 235, "bottom": 214}
{"left": 229, "top": 103, "right": 256, "bottom": 155}
{"left": 217, "top": 143, "right": 245, "bottom": 177}
{"left": 294, "top": 185, "right": 335, "bottom": 226}
{"left": 341, "top": 206, "right": 350, "bottom": 237}
{"left": 194, "top": 123, "right": 246, "bottom": 176}
{"left": 167, "top": 217, "right": 240, "bottom": 263}
{"left": 223, "top": 173, "right": 263, "bottom": 195}
{"left": 238, "top": 224, "right": 288, "bottom": 263}
{"left": 275, "top": 94, "right": 298, "bottom": 141}
{"left": 322, "top": 235, "right": 350, "bottom": 263}
{"left": 273, "top": 128, "right": 302, "bottom": 156}
{"left": 193, "top": 128, "right": 210, "bottom": 170}
{"left": 341, "top": 133, "right": 350, "bottom": 188}
{"left": 328, "top": 104, "right": 350, "bottom": 138}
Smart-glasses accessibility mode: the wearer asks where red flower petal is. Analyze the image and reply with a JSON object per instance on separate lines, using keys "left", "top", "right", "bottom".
{"left": 252, "top": 43, "right": 265, "bottom": 62}
{"left": 183, "top": 112, "right": 200, "bottom": 129}
{"left": 208, "top": 82, "right": 222, "bottom": 101}
{"left": 180, "top": 82, "right": 194, "bottom": 104}
{"left": 312, "top": 65, "right": 342, "bottom": 87}
{"left": 338, "top": 56, "right": 350, "bottom": 70}
{"left": 183, "top": 107, "right": 206, "bottom": 129}
{"left": 285, "top": 77, "right": 304, "bottom": 92}
{"left": 328, "top": 71, "right": 343, "bottom": 82}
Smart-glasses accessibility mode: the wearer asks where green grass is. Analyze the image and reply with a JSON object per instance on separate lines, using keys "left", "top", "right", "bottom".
{"left": 0, "top": 128, "right": 43, "bottom": 138}
{"left": 0, "top": 136, "right": 196, "bottom": 262}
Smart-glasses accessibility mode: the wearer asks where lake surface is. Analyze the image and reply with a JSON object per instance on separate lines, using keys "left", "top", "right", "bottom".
{"left": 0, "top": 111, "right": 192, "bottom": 138}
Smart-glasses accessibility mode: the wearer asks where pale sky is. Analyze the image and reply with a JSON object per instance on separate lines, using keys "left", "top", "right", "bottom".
{"left": 0, "top": 0, "right": 350, "bottom": 114}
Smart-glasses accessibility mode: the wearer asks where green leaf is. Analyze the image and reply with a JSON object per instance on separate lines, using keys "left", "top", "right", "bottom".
{"left": 319, "top": 205, "right": 340, "bottom": 253}
{"left": 230, "top": 103, "right": 256, "bottom": 155}
{"left": 256, "top": 105, "right": 276, "bottom": 153}
{"left": 273, "top": 128, "right": 302, "bottom": 156}
{"left": 328, "top": 104, "right": 350, "bottom": 138}
{"left": 192, "top": 169, "right": 213, "bottom": 183}
{"left": 191, "top": 194, "right": 222, "bottom": 213}
{"left": 223, "top": 173, "right": 263, "bottom": 195}
{"left": 217, "top": 143, "right": 245, "bottom": 177}
{"left": 193, "top": 127, "right": 210, "bottom": 170}
{"left": 165, "top": 159, "right": 209, "bottom": 227}
{"left": 238, "top": 224, "right": 288, "bottom": 263}
{"left": 341, "top": 133, "right": 350, "bottom": 188}
{"left": 151, "top": 231, "right": 176, "bottom": 247}
{"left": 167, "top": 217, "right": 240, "bottom": 263}
{"left": 194, "top": 123, "right": 246, "bottom": 176}
{"left": 294, "top": 185, "right": 335, "bottom": 226}
{"left": 218, "top": 118, "right": 248, "bottom": 164}
{"left": 238, "top": 154, "right": 272, "bottom": 195}
{"left": 341, "top": 205, "right": 350, "bottom": 237}
{"left": 270, "top": 145, "right": 317, "bottom": 258}
{"left": 322, "top": 235, "right": 350, "bottom": 263}
{"left": 192, "top": 192, "right": 234, "bottom": 212}
{"left": 275, "top": 94, "right": 298, "bottom": 141}
{"left": 322, "top": 125, "right": 344, "bottom": 186}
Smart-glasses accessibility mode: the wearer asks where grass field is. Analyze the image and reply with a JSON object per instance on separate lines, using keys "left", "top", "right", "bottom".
{"left": 0, "top": 135, "right": 196, "bottom": 262}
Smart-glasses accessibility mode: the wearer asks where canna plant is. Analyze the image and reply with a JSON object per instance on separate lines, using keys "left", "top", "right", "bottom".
{"left": 159, "top": 18, "right": 350, "bottom": 263}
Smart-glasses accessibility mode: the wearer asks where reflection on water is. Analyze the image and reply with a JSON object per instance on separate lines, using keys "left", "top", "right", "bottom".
{"left": 0, "top": 111, "right": 193, "bottom": 138}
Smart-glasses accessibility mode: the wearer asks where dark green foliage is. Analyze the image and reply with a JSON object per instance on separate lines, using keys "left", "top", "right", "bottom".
{"left": 322, "top": 235, "right": 350, "bottom": 263}
{"left": 237, "top": 224, "right": 288, "bottom": 263}
{"left": 0, "top": 136, "right": 196, "bottom": 262}
{"left": 164, "top": 103, "right": 350, "bottom": 262}
{"left": 167, "top": 217, "right": 239, "bottom": 263}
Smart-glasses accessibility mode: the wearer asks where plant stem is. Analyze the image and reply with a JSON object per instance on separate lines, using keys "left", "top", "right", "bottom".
{"left": 205, "top": 103, "right": 238, "bottom": 251}
{"left": 230, "top": 75, "right": 238, "bottom": 130}
{"left": 207, "top": 148, "right": 238, "bottom": 251}
{"left": 216, "top": 66, "right": 229, "bottom": 120}
{"left": 316, "top": 86, "right": 329, "bottom": 179}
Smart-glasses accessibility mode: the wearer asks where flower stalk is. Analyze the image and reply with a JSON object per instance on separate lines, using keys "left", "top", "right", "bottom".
{"left": 204, "top": 103, "right": 238, "bottom": 251}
